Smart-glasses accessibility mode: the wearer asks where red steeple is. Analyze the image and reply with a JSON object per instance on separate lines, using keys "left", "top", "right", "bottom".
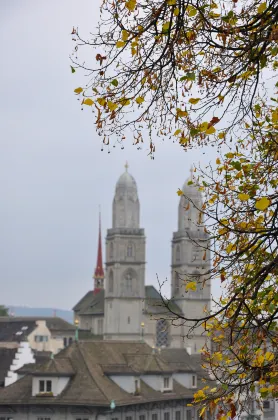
{"left": 93, "top": 210, "right": 104, "bottom": 293}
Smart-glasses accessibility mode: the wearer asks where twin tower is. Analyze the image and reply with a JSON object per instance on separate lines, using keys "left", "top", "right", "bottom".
{"left": 75, "top": 165, "right": 211, "bottom": 353}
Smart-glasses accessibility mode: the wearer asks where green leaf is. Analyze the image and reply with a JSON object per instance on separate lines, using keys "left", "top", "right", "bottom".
{"left": 187, "top": 180, "right": 193, "bottom": 185}
{"left": 70, "top": 66, "right": 76, "bottom": 73}
{"left": 111, "top": 79, "right": 119, "bottom": 87}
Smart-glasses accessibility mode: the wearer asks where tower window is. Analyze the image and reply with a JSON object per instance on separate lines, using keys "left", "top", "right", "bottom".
{"left": 109, "top": 271, "right": 114, "bottom": 293}
{"left": 176, "top": 245, "right": 180, "bottom": 262}
{"left": 127, "top": 243, "right": 133, "bottom": 257}
{"left": 126, "top": 273, "right": 133, "bottom": 291}
{"left": 110, "top": 242, "right": 114, "bottom": 259}
{"left": 127, "top": 316, "right": 130, "bottom": 324}
{"left": 175, "top": 272, "right": 179, "bottom": 295}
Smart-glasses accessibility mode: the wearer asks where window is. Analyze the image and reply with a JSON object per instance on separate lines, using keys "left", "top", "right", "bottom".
{"left": 134, "top": 379, "right": 140, "bottom": 393}
{"left": 156, "top": 319, "right": 169, "bottom": 347}
{"left": 192, "top": 375, "right": 196, "bottom": 387}
{"left": 76, "top": 418, "right": 89, "bottom": 420}
{"left": 0, "top": 418, "right": 14, "bottom": 420}
{"left": 69, "top": 337, "right": 73, "bottom": 345}
{"left": 110, "top": 242, "right": 114, "bottom": 259}
{"left": 125, "top": 272, "right": 133, "bottom": 291}
{"left": 263, "top": 401, "right": 270, "bottom": 410}
{"left": 186, "top": 410, "right": 192, "bottom": 420}
{"left": 127, "top": 243, "right": 133, "bottom": 257}
{"left": 35, "top": 335, "right": 48, "bottom": 342}
{"left": 176, "top": 245, "right": 180, "bottom": 262}
{"left": 63, "top": 337, "right": 67, "bottom": 347}
{"left": 139, "top": 416, "right": 145, "bottom": 420}
{"left": 152, "top": 415, "right": 158, "bottom": 420}
{"left": 126, "top": 417, "right": 132, "bottom": 420}
{"left": 127, "top": 316, "right": 130, "bottom": 324}
{"left": 174, "top": 272, "right": 179, "bottom": 296}
{"left": 163, "top": 377, "right": 170, "bottom": 389}
{"left": 39, "top": 380, "right": 52, "bottom": 393}
{"left": 164, "top": 413, "right": 170, "bottom": 420}
{"left": 37, "top": 418, "right": 51, "bottom": 420}
{"left": 109, "top": 271, "right": 114, "bottom": 293}
{"left": 97, "top": 319, "right": 103, "bottom": 335}
{"left": 175, "top": 412, "right": 181, "bottom": 420}
{"left": 112, "top": 417, "right": 118, "bottom": 420}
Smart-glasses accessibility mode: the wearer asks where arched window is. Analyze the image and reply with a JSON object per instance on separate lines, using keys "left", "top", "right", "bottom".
{"left": 176, "top": 245, "right": 181, "bottom": 262}
{"left": 127, "top": 316, "right": 130, "bottom": 324}
{"left": 156, "top": 319, "right": 169, "bottom": 348}
{"left": 125, "top": 272, "right": 133, "bottom": 292}
{"left": 175, "top": 272, "right": 179, "bottom": 296}
{"left": 110, "top": 242, "right": 114, "bottom": 259}
{"left": 109, "top": 271, "right": 114, "bottom": 293}
{"left": 192, "top": 271, "right": 203, "bottom": 297}
{"left": 127, "top": 242, "right": 133, "bottom": 257}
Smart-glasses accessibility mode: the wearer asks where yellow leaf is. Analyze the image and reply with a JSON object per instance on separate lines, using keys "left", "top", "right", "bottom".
{"left": 206, "top": 126, "right": 216, "bottom": 135}
{"left": 186, "top": 281, "right": 197, "bottom": 292}
{"left": 210, "top": 388, "right": 217, "bottom": 393}
{"left": 226, "top": 243, "right": 236, "bottom": 254}
{"left": 260, "top": 387, "right": 269, "bottom": 393}
{"left": 125, "top": 0, "right": 136, "bottom": 11}
{"left": 176, "top": 108, "right": 188, "bottom": 118}
{"left": 272, "top": 109, "right": 278, "bottom": 123}
{"left": 255, "top": 197, "right": 270, "bottom": 211}
{"left": 194, "top": 389, "right": 206, "bottom": 399}
{"left": 167, "top": 0, "right": 176, "bottom": 4}
{"left": 226, "top": 152, "right": 234, "bottom": 158}
{"left": 238, "top": 193, "right": 250, "bottom": 201}
{"left": 199, "top": 122, "right": 208, "bottom": 132}
{"left": 177, "top": 189, "right": 183, "bottom": 196}
{"left": 162, "top": 22, "right": 170, "bottom": 32}
{"left": 265, "top": 351, "right": 274, "bottom": 362}
{"left": 107, "top": 101, "right": 118, "bottom": 111}
{"left": 74, "top": 87, "right": 83, "bottom": 94}
{"left": 216, "top": 158, "right": 221, "bottom": 164}
{"left": 174, "top": 129, "right": 181, "bottom": 136}
{"left": 258, "top": 2, "right": 267, "bottom": 13}
{"left": 122, "top": 30, "right": 129, "bottom": 41}
{"left": 116, "top": 40, "right": 125, "bottom": 48}
{"left": 199, "top": 407, "right": 206, "bottom": 417}
{"left": 174, "top": 7, "right": 180, "bottom": 16}
{"left": 179, "top": 137, "right": 188, "bottom": 144}
{"left": 189, "top": 98, "right": 200, "bottom": 105}
{"left": 218, "top": 132, "right": 225, "bottom": 139}
{"left": 136, "top": 96, "right": 144, "bottom": 104}
{"left": 119, "top": 98, "right": 130, "bottom": 106}
{"left": 83, "top": 98, "right": 94, "bottom": 106}
{"left": 97, "top": 98, "right": 106, "bottom": 106}
{"left": 186, "top": 5, "right": 197, "bottom": 16}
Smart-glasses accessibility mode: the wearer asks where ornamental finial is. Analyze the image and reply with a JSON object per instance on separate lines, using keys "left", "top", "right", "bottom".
{"left": 124, "top": 161, "right": 129, "bottom": 172}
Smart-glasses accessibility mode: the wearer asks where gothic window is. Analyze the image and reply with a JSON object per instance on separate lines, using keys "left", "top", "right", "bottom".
{"left": 191, "top": 271, "right": 203, "bottom": 297}
{"left": 176, "top": 245, "right": 180, "bottom": 262}
{"left": 156, "top": 319, "right": 169, "bottom": 347}
{"left": 174, "top": 272, "right": 179, "bottom": 296}
{"left": 110, "top": 242, "right": 114, "bottom": 259}
{"left": 127, "top": 316, "right": 130, "bottom": 324}
{"left": 191, "top": 244, "right": 201, "bottom": 263}
{"left": 109, "top": 271, "right": 114, "bottom": 293}
{"left": 125, "top": 272, "right": 133, "bottom": 292}
{"left": 127, "top": 242, "right": 133, "bottom": 257}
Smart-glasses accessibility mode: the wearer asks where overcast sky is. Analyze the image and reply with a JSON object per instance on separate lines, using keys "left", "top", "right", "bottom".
{"left": 0, "top": 1, "right": 219, "bottom": 310}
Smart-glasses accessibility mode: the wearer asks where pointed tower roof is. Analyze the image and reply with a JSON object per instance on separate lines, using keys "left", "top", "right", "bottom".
{"left": 93, "top": 211, "right": 104, "bottom": 293}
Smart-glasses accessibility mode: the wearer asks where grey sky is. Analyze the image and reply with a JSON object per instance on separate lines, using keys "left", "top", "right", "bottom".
{"left": 0, "top": 1, "right": 220, "bottom": 310}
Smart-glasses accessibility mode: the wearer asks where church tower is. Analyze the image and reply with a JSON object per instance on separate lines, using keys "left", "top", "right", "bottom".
{"left": 104, "top": 164, "right": 146, "bottom": 340}
{"left": 171, "top": 171, "right": 211, "bottom": 353}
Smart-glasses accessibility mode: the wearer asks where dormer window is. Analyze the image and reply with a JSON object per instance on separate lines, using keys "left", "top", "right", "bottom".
{"left": 163, "top": 376, "right": 170, "bottom": 390}
{"left": 134, "top": 378, "right": 140, "bottom": 394}
{"left": 39, "top": 379, "right": 52, "bottom": 393}
{"left": 192, "top": 375, "right": 197, "bottom": 388}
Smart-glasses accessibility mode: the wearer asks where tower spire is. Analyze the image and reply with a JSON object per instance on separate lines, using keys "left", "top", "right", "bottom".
{"left": 93, "top": 208, "right": 104, "bottom": 293}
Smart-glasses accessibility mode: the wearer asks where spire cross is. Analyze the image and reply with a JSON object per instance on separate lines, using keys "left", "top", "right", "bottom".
{"left": 125, "top": 161, "right": 129, "bottom": 172}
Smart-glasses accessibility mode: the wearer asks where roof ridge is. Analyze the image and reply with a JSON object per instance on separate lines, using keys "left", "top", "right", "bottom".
{"left": 75, "top": 342, "right": 110, "bottom": 404}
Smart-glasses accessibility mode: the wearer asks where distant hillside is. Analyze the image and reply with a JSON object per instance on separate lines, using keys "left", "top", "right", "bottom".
{"left": 6, "top": 306, "right": 73, "bottom": 324}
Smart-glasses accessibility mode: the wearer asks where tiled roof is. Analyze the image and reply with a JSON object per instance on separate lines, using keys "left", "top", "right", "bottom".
{"left": 32, "top": 358, "right": 75, "bottom": 377}
{"left": 0, "top": 341, "right": 195, "bottom": 407}
{"left": 73, "top": 286, "right": 182, "bottom": 317}
{"left": 0, "top": 348, "right": 17, "bottom": 386}
{"left": 0, "top": 317, "right": 75, "bottom": 342}
{"left": 73, "top": 290, "right": 104, "bottom": 315}
{"left": 160, "top": 348, "right": 195, "bottom": 372}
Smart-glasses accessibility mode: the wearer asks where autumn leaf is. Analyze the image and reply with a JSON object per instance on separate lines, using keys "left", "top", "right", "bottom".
{"left": 167, "top": 0, "right": 176, "bottom": 4}
{"left": 257, "top": 2, "right": 267, "bottom": 13}
{"left": 116, "top": 40, "right": 125, "bottom": 48}
{"left": 189, "top": 98, "right": 200, "bottom": 104}
{"left": 97, "top": 97, "right": 106, "bottom": 106}
{"left": 136, "top": 96, "right": 144, "bottom": 104}
{"left": 216, "top": 157, "right": 221, "bottom": 164}
{"left": 74, "top": 87, "right": 83, "bottom": 94}
{"left": 122, "top": 30, "right": 129, "bottom": 41}
{"left": 83, "top": 98, "right": 94, "bottom": 106}
{"left": 108, "top": 101, "right": 118, "bottom": 111}
{"left": 238, "top": 193, "right": 250, "bottom": 201}
{"left": 206, "top": 126, "right": 216, "bottom": 135}
{"left": 255, "top": 197, "right": 270, "bottom": 211}
{"left": 125, "top": 0, "right": 136, "bottom": 11}
{"left": 186, "top": 281, "right": 197, "bottom": 291}
{"left": 177, "top": 189, "right": 183, "bottom": 196}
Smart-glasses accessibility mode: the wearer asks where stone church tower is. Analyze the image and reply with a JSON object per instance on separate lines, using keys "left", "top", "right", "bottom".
{"left": 170, "top": 173, "right": 211, "bottom": 353}
{"left": 104, "top": 164, "right": 146, "bottom": 340}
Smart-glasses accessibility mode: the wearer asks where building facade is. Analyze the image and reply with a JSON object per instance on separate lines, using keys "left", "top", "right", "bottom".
{"left": 73, "top": 166, "right": 211, "bottom": 354}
